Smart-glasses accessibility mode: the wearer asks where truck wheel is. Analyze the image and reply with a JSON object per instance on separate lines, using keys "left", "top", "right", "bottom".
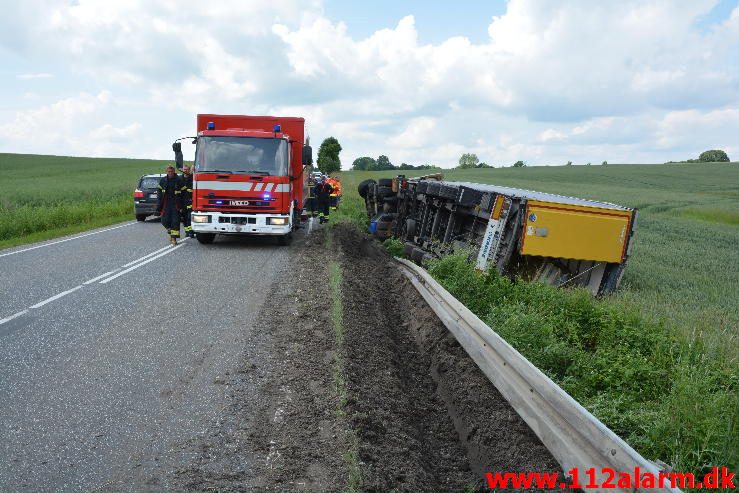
{"left": 196, "top": 233, "right": 216, "bottom": 244}
{"left": 277, "top": 233, "right": 292, "bottom": 246}
{"left": 377, "top": 186, "right": 393, "bottom": 198}
{"left": 136, "top": 214, "right": 147, "bottom": 222}
{"left": 404, "top": 219, "right": 417, "bottom": 240}
{"left": 358, "top": 179, "right": 377, "bottom": 198}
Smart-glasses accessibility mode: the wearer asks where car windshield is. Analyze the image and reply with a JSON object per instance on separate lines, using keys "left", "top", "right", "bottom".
{"left": 195, "top": 136, "right": 288, "bottom": 175}
{"left": 139, "top": 177, "right": 161, "bottom": 189}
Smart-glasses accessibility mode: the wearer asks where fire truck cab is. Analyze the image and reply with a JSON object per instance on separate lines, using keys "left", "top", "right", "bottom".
{"left": 174, "top": 114, "right": 312, "bottom": 245}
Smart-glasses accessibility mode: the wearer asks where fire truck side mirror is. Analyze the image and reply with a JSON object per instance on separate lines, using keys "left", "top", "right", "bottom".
{"left": 302, "top": 145, "right": 313, "bottom": 167}
{"left": 172, "top": 141, "right": 183, "bottom": 170}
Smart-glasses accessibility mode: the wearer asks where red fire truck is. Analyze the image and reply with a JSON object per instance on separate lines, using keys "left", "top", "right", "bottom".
{"left": 174, "top": 114, "right": 312, "bottom": 245}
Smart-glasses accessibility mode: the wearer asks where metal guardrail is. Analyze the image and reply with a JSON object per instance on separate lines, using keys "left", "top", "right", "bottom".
{"left": 396, "top": 257, "right": 682, "bottom": 493}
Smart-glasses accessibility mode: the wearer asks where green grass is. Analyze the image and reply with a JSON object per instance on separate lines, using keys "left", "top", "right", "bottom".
{"left": 328, "top": 256, "right": 362, "bottom": 492}
{"left": 427, "top": 255, "right": 737, "bottom": 485}
{"left": 0, "top": 153, "right": 173, "bottom": 244}
{"left": 335, "top": 163, "right": 738, "bottom": 489}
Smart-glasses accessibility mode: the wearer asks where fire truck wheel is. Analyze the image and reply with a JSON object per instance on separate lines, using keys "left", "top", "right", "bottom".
{"left": 277, "top": 233, "right": 292, "bottom": 246}
{"left": 196, "top": 233, "right": 216, "bottom": 244}
{"left": 135, "top": 214, "right": 147, "bottom": 222}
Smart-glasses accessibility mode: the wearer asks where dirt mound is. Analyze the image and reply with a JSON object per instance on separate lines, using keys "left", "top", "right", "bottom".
{"left": 333, "top": 223, "right": 561, "bottom": 492}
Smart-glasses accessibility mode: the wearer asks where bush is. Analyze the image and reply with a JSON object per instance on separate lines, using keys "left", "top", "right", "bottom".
{"left": 698, "top": 149, "right": 730, "bottom": 162}
{"left": 383, "top": 237, "right": 405, "bottom": 257}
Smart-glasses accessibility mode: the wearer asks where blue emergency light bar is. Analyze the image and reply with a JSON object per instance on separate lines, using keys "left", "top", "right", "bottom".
{"left": 207, "top": 121, "right": 215, "bottom": 130}
{"left": 273, "top": 124, "right": 281, "bottom": 133}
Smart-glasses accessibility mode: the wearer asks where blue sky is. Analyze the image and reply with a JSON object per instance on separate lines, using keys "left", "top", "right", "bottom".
{"left": 1, "top": 0, "right": 738, "bottom": 167}
{"left": 323, "top": 1, "right": 508, "bottom": 44}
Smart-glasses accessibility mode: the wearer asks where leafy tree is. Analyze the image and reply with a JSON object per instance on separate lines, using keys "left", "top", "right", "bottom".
{"left": 376, "top": 154, "right": 394, "bottom": 170}
{"left": 317, "top": 137, "right": 342, "bottom": 174}
{"left": 698, "top": 149, "right": 730, "bottom": 162}
{"left": 458, "top": 153, "right": 480, "bottom": 169}
{"left": 602, "top": 160, "right": 608, "bottom": 166}
{"left": 513, "top": 160, "right": 526, "bottom": 168}
{"left": 352, "top": 156, "right": 376, "bottom": 170}
{"left": 475, "top": 162, "right": 492, "bottom": 168}
{"left": 566, "top": 161, "right": 572, "bottom": 166}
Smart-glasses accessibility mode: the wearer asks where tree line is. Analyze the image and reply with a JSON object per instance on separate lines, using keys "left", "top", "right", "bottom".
{"left": 316, "top": 136, "right": 732, "bottom": 174}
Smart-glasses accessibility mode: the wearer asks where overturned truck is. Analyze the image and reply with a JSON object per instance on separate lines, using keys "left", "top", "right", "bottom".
{"left": 359, "top": 176, "right": 637, "bottom": 296}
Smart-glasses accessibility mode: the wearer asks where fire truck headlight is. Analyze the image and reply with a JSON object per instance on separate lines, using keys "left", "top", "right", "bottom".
{"left": 192, "top": 214, "right": 210, "bottom": 223}
{"left": 267, "top": 217, "right": 288, "bottom": 226}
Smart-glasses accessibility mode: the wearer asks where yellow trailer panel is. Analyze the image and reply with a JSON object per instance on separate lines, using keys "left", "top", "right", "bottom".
{"left": 520, "top": 200, "right": 632, "bottom": 263}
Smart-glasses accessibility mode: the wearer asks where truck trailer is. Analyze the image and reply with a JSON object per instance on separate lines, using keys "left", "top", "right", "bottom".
{"left": 361, "top": 176, "right": 637, "bottom": 296}
{"left": 174, "top": 114, "right": 312, "bottom": 245}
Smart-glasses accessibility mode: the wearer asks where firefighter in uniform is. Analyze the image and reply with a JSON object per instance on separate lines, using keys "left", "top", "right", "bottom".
{"left": 157, "top": 165, "right": 182, "bottom": 245}
{"left": 327, "top": 176, "right": 339, "bottom": 210}
{"left": 180, "top": 165, "right": 194, "bottom": 238}
{"left": 307, "top": 174, "right": 317, "bottom": 217}
{"left": 330, "top": 176, "right": 342, "bottom": 209}
{"left": 314, "top": 176, "right": 333, "bottom": 224}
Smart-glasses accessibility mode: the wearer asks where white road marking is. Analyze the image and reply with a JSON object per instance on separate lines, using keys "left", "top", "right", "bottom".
{"left": 0, "top": 310, "right": 29, "bottom": 326}
{"left": 29, "top": 285, "right": 84, "bottom": 309}
{"left": 0, "top": 222, "right": 135, "bottom": 258}
{"left": 121, "top": 245, "right": 173, "bottom": 268}
{"left": 83, "top": 269, "right": 122, "bottom": 285}
{"left": 1, "top": 238, "right": 190, "bottom": 327}
{"left": 100, "top": 241, "right": 187, "bottom": 284}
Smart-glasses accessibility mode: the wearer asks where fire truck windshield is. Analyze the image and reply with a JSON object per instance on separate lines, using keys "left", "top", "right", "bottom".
{"left": 195, "top": 136, "right": 288, "bottom": 175}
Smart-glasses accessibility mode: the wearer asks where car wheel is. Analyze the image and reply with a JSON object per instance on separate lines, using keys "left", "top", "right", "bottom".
{"left": 136, "top": 214, "right": 147, "bottom": 222}
{"left": 196, "top": 233, "right": 216, "bottom": 244}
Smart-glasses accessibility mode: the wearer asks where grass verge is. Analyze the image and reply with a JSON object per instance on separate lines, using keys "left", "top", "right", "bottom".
{"left": 328, "top": 254, "right": 362, "bottom": 492}
{"left": 0, "top": 213, "right": 132, "bottom": 250}
{"left": 0, "top": 152, "right": 172, "bottom": 249}
{"left": 427, "top": 254, "right": 738, "bottom": 491}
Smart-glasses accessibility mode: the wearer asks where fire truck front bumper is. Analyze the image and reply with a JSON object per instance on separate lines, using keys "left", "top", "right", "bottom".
{"left": 191, "top": 212, "right": 291, "bottom": 235}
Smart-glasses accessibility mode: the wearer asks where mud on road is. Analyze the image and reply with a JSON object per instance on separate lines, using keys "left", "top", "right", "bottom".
{"left": 174, "top": 223, "right": 561, "bottom": 492}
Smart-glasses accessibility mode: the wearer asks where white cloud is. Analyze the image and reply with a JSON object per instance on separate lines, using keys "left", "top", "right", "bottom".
{"left": 0, "top": 91, "right": 147, "bottom": 157}
{"left": 16, "top": 73, "right": 53, "bottom": 80}
{"left": 0, "top": 0, "right": 737, "bottom": 166}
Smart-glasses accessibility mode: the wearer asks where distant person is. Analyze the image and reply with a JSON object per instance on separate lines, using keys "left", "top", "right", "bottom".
{"left": 157, "top": 165, "right": 182, "bottom": 245}
{"left": 307, "top": 175, "right": 317, "bottom": 217}
{"left": 326, "top": 176, "right": 340, "bottom": 210}
{"left": 313, "top": 176, "right": 333, "bottom": 224}
{"left": 180, "top": 165, "right": 194, "bottom": 238}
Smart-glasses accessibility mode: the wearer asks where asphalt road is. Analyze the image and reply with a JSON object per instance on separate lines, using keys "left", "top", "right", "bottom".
{"left": 0, "top": 219, "right": 303, "bottom": 491}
